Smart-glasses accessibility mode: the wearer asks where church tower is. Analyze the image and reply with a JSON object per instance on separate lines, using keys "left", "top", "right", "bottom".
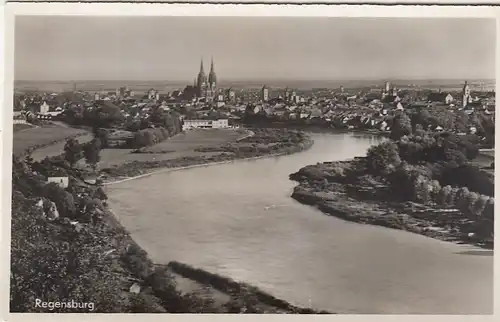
{"left": 208, "top": 57, "right": 217, "bottom": 99}
{"left": 384, "top": 81, "right": 391, "bottom": 93}
{"left": 197, "top": 58, "right": 208, "bottom": 98}
{"left": 462, "top": 81, "right": 471, "bottom": 108}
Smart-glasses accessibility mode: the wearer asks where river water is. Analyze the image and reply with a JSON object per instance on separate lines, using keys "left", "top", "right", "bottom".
{"left": 107, "top": 132, "right": 493, "bottom": 314}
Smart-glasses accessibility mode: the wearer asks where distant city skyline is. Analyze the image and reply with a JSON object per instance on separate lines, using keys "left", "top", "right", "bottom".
{"left": 15, "top": 16, "right": 496, "bottom": 82}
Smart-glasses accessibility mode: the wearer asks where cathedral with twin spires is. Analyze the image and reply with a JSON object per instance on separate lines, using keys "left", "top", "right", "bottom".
{"left": 194, "top": 57, "right": 217, "bottom": 100}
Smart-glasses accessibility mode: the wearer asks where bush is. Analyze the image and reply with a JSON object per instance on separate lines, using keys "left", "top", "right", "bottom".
{"left": 366, "top": 141, "right": 401, "bottom": 175}
{"left": 128, "top": 292, "right": 167, "bottom": 313}
{"left": 440, "top": 164, "right": 494, "bottom": 197}
{"left": 64, "top": 138, "right": 84, "bottom": 168}
{"left": 83, "top": 138, "right": 102, "bottom": 170}
{"left": 128, "top": 127, "right": 172, "bottom": 149}
{"left": 41, "top": 182, "right": 76, "bottom": 218}
{"left": 390, "top": 112, "right": 412, "bottom": 140}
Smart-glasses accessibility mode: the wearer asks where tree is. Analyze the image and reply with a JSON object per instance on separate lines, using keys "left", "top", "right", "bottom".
{"left": 472, "top": 195, "right": 489, "bottom": 217}
{"left": 93, "top": 127, "right": 109, "bottom": 148}
{"left": 455, "top": 187, "right": 471, "bottom": 214}
{"left": 390, "top": 112, "right": 412, "bottom": 140}
{"left": 429, "top": 180, "right": 441, "bottom": 203}
{"left": 84, "top": 138, "right": 102, "bottom": 171}
{"left": 413, "top": 175, "right": 431, "bottom": 204}
{"left": 42, "top": 182, "right": 76, "bottom": 218}
{"left": 92, "top": 103, "right": 125, "bottom": 128}
{"left": 64, "top": 139, "right": 83, "bottom": 168}
{"left": 366, "top": 141, "right": 402, "bottom": 175}
{"left": 464, "top": 191, "right": 480, "bottom": 217}
{"left": 437, "top": 185, "right": 453, "bottom": 206}
{"left": 411, "top": 109, "right": 432, "bottom": 130}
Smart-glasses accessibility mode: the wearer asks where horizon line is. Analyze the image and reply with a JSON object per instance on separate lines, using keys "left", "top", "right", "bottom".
{"left": 15, "top": 78, "right": 496, "bottom": 83}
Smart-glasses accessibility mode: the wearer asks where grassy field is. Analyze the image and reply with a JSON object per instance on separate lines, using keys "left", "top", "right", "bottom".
{"left": 13, "top": 125, "right": 88, "bottom": 157}
{"left": 13, "top": 123, "right": 35, "bottom": 133}
{"left": 92, "top": 149, "right": 223, "bottom": 169}
{"left": 31, "top": 133, "right": 95, "bottom": 162}
{"left": 82, "top": 128, "right": 247, "bottom": 169}
{"left": 142, "top": 128, "right": 248, "bottom": 153}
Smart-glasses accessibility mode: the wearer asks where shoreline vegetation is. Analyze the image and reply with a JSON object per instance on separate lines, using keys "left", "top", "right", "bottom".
{"left": 289, "top": 129, "right": 494, "bottom": 249}
{"left": 100, "top": 128, "right": 314, "bottom": 182}
{"left": 11, "top": 126, "right": 326, "bottom": 313}
{"left": 244, "top": 121, "right": 390, "bottom": 137}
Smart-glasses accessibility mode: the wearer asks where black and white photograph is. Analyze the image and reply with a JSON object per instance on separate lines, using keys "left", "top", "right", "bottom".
{"left": 3, "top": 4, "right": 496, "bottom": 316}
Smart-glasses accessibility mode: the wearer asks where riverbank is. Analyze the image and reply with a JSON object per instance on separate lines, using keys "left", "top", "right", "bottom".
{"left": 243, "top": 122, "right": 390, "bottom": 137}
{"left": 101, "top": 128, "right": 314, "bottom": 183}
{"left": 11, "top": 153, "right": 328, "bottom": 313}
{"left": 103, "top": 204, "right": 330, "bottom": 313}
{"left": 290, "top": 158, "right": 493, "bottom": 249}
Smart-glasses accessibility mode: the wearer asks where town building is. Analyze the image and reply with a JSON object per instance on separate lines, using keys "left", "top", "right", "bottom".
{"left": 182, "top": 119, "right": 229, "bottom": 131}
{"left": 116, "top": 86, "right": 133, "bottom": 99}
{"left": 40, "top": 101, "right": 50, "bottom": 114}
{"left": 384, "top": 81, "right": 391, "bottom": 93}
{"left": 261, "top": 85, "right": 270, "bottom": 102}
{"left": 462, "top": 81, "right": 472, "bottom": 108}
{"left": 427, "top": 92, "right": 454, "bottom": 104}
{"left": 226, "top": 88, "right": 236, "bottom": 103}
{"left": 195, "top": 57, "right": 217, "bottom": 100}
{"left": 148, "top": 88, "right": 159, "bottom": 100}
{"left": 284, "top": 88, "right": 291, "bottom": 102}
{"left": 47, "top": 177, "right": 69, "bottom": 189}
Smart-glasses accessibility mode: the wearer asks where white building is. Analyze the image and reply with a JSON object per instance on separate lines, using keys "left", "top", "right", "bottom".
{"left": 148, "top": 88, "right": 159, "bottom": 100}
{"left": 182, "top": 119, "right": 229, "bottom": 131}
{"left": 212, "top": 119, "right": 229, "bottom": 128}
{"left": 40, "top": 101, "right": 50, "bottom": 114}
{"left": 47, "top": 177, "right": 69, "bottom": 189}
{"left": 445, "top": 93, "right": 454, "bottom": 104}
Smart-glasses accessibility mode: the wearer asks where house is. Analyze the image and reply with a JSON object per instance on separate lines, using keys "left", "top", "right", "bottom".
{"left": 382, "top": 95, "right": 399, "bottom": 104}
{"left": 47, "top": 177, "right": 69, "bottom": 189}
{"left": 182, "top": 119, "right": 229, "bottom": 131}
{"left": 379, "top": 120, "right": 389, "bottom": 131}
{"left": 427, "top": 92, "right": 454, "bottom": 104}
{"left": 274, "top": 108, "right": 286, "bottom": 117}
{"left": 147, "top": 88, "right": 159, "bottom": 100}
{"left": 212, "top": 119, "right": 229, "bottom": 128}
{"left": 309, "top": 108, "right": 323, "bottom": 118}
{"left": 40, "top": 101, "right": 50, "bottom": 114}
{"left": 13, "top": 111, "right": 24, "bottom": 119}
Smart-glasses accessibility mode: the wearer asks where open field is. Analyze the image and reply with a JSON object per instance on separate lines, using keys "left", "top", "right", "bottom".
{"left": 79, "top": 128, "right": 248, "bottom": 169}
{"left": 31, "top": 133, "right": 95, "bottom": 162}
{"left": 12, "top": 125, "right": 88, "bottom": 157}
{"left": 13, "top": 123, "right": 35, "bottom": 133}
{"left": 142, "top": 128, "right": 248, "bottom": 153}
{"left": 93, "top": 149, "right": 223, "bottom": 169}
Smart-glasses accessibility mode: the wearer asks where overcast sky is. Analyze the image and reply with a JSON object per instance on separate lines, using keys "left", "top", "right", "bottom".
{"left": 15, "top": 16, "right": 496, "bottom": 81}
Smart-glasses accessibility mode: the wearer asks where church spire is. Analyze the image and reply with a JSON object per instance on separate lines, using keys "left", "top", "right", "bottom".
{"left": 208, "top": 56, "right": 217, "bottom": 87}
{"left": 199, "top": 58, "right": 205, "bottom": 75}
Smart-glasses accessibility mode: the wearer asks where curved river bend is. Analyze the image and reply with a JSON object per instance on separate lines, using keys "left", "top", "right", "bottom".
{"left": 107, "top": 133, "right": 493, "bottom": 314}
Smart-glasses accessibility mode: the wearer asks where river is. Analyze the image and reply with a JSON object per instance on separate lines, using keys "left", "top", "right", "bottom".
{"left": 106, "top": 132, "right": 493, "bottom": 314}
